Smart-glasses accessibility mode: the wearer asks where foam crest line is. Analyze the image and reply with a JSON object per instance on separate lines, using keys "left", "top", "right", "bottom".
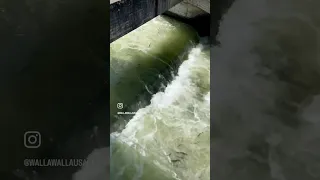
{"left": 111, "top": 45, "right": 210, "bottom": 180}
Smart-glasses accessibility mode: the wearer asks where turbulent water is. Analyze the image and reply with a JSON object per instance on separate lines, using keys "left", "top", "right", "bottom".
{"left": 111, "top": 45, "right": 210, "bottom": 180}
{"left": 78, "top": 0, "right": 320, "bottom": 179}
{"left": 109, "top": 16, "right": 198, "bottom": 126}
{"left": 212, "top": 0, "right": 320, "bottom": 180}
{"left": 109, "top": 16, "right": 210, "bottom": 179}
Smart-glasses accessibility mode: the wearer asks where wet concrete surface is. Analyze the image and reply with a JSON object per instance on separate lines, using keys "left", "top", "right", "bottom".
{"left": 0, "top": 0, "right": 109, "bottom": 179}
{"left": 110, "top": 0, "right": 121, "bottom": 4}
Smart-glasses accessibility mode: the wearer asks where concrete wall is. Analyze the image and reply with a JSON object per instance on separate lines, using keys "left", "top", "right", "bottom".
{"left": 110, "top": 0, "right": 183, "bottom": 42}
{"left": 110, "top": 0, "right": 156, "bottom": 42}
{"left": 157, "top": 0, "right": 183, "bottom": 14}
{"left": 168, "top": 1, "right": 209, "bottom": 19}
{"left": 184, "top": 0, "right": 210, "bottom": 13}
{"left": 110, "top": 0, "right": 211, "bottom": 42}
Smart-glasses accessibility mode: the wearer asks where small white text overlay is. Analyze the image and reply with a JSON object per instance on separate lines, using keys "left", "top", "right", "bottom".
{"left": 117, "top": 111, "right": 136, "bottom": 115}
{"left": 24, "top": 158, "right": 92, "bottom": 167}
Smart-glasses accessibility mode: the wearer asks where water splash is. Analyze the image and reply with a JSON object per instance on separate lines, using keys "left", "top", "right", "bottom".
{"left": 111, "top": 45, "right": 210, "bottom": 180}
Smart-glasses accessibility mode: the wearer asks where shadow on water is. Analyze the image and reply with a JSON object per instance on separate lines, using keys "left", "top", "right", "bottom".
{"left": 163, "top": 0, "right": 234, "bottom": 46}
{"left": 0, "top": 0, "right": 108, "bottom": 179}
{"left": 163, "top": 12, "right": 211, "bottom": 37}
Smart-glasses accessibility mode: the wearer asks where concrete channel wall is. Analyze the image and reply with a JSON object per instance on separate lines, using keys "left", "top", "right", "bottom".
{"left": 185, "top": 0, "right": 210, "bottom": 13}
{"left": 110, "top": 0, "right": 211, "bottom": 42}
{"left": 110, "top": 0, "right": 182, "bottom": 42}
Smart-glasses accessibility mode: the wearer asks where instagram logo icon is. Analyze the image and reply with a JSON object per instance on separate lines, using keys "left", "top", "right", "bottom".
{"left": 117, "top": 103, "right": 123, "bottom": 109}
{"left": 24, "top": 131, "right": 41, "bottom": 148}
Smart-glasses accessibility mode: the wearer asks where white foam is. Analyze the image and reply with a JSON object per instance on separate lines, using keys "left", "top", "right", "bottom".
{"left": 111, "top": 45, "right": 210, "bottom": 179}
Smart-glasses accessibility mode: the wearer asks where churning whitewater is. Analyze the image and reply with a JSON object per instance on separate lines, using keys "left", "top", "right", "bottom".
{"left": 110, "top": 44, "right": 210, "bottom": 180}
{"left": 212, "top": 0, "right": 320, "bottom": 180}
{"left": 73, "top": 16, "right": 209, "bottom": 180}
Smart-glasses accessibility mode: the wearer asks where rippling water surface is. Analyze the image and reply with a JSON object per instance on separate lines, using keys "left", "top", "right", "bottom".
{"left": 109, "top": 16, "right": 210, "bottom": 180}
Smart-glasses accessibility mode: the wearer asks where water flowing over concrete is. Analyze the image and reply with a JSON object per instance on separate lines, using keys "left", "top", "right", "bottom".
{"left": 110, "top": 16, "right": 210, "bottom": 179}
{"left": 110, "top": 15, "right": 198, "bottom": 125}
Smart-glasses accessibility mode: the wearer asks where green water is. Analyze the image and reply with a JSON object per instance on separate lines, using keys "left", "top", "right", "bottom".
{"left": 110, "top": 16, "right": 199, "bottom": 125}
{"left": 110, "top": 16, "right": 210, "bottom": 180}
